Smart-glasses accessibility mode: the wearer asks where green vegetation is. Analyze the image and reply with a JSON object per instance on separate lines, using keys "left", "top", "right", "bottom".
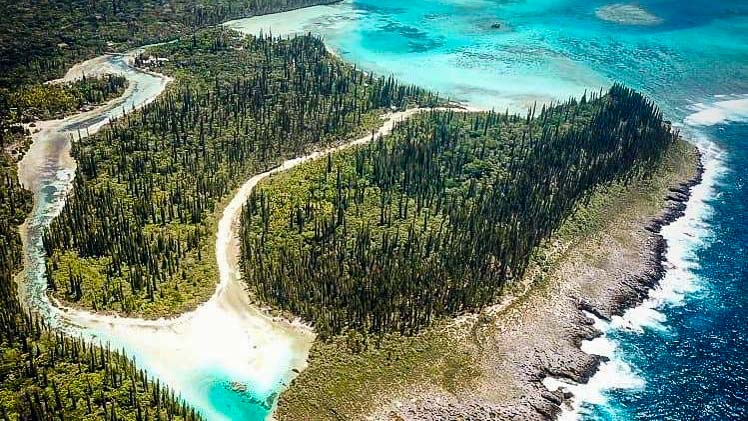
{"left": 280, "top": 324, "right": 479, "bottom": 421}
{"left": 276, "top": 138, "right": 698, "bottom": 421}
{"left": 0, "top": 1, "right": 339, "bottom": 163}
{"left": 0, "top": 132, "right": 202, "bottom": 421}
{"left": 5, "top": 74, "right": 127, "bottom": 121}
{"left": 0, "top": 75, "right": 128, "bottom": 155}
{"left": 0, "top": 74, "right": 128, "bottom": 150}
{"left": 240, "top": 85, "right": 678, "bottom": 338}
{"left": 0, "top": 0, "right": 338, "bottom": 89}
{"left": 0, "top": 0, "right": 339, "bottom": 157}
{"left": 43, "top": 28, "right": 432, "bottom": 317}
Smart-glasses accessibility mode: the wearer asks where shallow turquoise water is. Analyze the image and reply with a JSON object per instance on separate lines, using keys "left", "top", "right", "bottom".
{"left": 18, "top": 54, "right": 282, "bottom": 421}
{"left": 227, "top": 1, "right": 748, "bottom": 419}
{"left": 231, "top": 0, "right": 747, "bottom": 113}
{"left": 21, "top": 53, "right": 168, "bottom": 330}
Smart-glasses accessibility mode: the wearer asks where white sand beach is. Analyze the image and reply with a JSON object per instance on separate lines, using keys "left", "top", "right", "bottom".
{"left": 17, "top": 48, "right": 438, "bottom": 418}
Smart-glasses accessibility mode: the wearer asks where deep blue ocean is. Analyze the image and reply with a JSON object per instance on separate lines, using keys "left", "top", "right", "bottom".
{"left": 588, "top": 122, "right": 748, "bottom": 420}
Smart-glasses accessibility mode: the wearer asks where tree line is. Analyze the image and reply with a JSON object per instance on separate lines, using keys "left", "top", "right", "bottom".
{"left": 0, "top": 134, "right": 203, "bottom": 420}
{"left": 43, "top": 28, "right": 432, "bottom": 317}
{"left": 239, "top": 84, "right": 678, "bottom": 338}
{"left": 0, "top": 0, "right": 338, "bottom": 89}
{"left": 0, "top": 74, "right": 128, "bottom": 150}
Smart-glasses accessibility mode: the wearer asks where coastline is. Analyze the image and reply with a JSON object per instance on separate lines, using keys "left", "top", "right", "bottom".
{"left": 410, "top": 145, "right": 703, "bottom": 420}
{"left": 15, "top": 23, "right": 449, "bottom": 418}
{"left": 277, "top": 138, "right": 703, "bottom": 420}
{"left": 17, "top": 83, "right": 432, "bottom": 419}
{"left": 220, "top": 11, "right": 711, "bottom": 417}
{"left": 542, "top": 147, "right": 706, "bottom": 418}
{"left": 10, "top": 7, "right": 716, "bottom": 419}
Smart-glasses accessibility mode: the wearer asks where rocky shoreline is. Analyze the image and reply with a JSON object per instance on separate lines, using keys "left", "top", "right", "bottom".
{"left": 368, "top": 145, "right": 703, "bottom": 420}
{"left": 555, "top": 150, "right": 706, "bottom": 401}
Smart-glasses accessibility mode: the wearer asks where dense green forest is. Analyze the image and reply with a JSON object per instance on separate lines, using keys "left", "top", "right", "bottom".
{"left": 0, "top": 74, "right": 128, "bottom": 155}
{"left": 3, "top": 74, "right": 128, "bottom": 122}
{"left": 0, "top": 129, "right": 202, "bottom": 421}
{"left": 0, "top": 0, "right": 337, "bottom": 89}
{"left": 239, "top": 85, "right": 679, "bottom": 338}
{"left": 43, "top": 28, "right": 432, "bottom": 317}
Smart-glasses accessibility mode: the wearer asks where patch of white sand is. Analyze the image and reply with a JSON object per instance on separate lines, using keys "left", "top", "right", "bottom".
{"left": 20, "top": 52, "right": 440, "bottom": 417}
{"left": 55, "top": 108, "right": 433, "bottom": 419}
{"left": 596, "top": 4, "right": 663, "bottom": 26}
{"left": 224, "top": 3, "right": 357, "bottom": 39}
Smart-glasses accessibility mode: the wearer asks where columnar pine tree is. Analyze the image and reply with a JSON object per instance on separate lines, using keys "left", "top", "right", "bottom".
{"left": 0, "top": 145, "right": 204, "bottom": 420}
{"left": 240, "top": 85, "right": 678, "bottom": 338}
{"left": 43, "top": 29, "right": 431, "bottom": 315}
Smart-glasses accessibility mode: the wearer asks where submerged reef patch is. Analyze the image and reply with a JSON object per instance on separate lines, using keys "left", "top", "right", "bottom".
{"left": 596, "top": 4, "right": 663, "bottom": 26}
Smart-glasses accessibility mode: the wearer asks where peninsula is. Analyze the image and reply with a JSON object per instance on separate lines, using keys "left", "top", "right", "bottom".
{"left": 0, "top": 1, "right": 705, "bottom": 420}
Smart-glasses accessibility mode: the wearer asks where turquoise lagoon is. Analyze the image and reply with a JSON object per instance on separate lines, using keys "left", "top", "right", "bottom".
{"left": 228, "top": 0, "right": 748, "bottom": 115}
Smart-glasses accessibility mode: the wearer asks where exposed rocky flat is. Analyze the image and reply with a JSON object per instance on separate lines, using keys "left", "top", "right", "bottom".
{"left": 368, "top": 148, "right": 703, "bottom": 420}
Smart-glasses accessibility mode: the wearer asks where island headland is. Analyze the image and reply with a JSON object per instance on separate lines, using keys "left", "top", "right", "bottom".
{"left": 277, "top": 128, "right": 701, "bottom": 421}
{"left": 0, "top": 2, "right": 705, "bottom": 420}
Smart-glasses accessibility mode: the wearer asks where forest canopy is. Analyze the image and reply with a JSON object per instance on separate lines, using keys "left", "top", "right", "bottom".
{"left": 43, "top": 28, "right": 433, "bottom": 317}
{"left": 0, "top": 0, "right": 337, "bottom": 89}
{"left": 0, "top": 88, "right": 202, "bottom": 421}
{"left": 239, "top": 85, "right": 679, "bottom": 338}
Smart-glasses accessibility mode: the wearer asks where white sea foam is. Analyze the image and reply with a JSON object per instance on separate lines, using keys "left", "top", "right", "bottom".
{"left": 581, "top": 336, "right": 615, "bottom": 358}
{"left": 684, "top": 94, "right": 748, "bottom": 126}
{"left": 543, "top": 314, "right": 645, "bottom": 420}
{"left": 544, "top": 130, "right": 725, "bottom": 419}
{"left": 615, "top": 137, "right": 723, "bottom": 329}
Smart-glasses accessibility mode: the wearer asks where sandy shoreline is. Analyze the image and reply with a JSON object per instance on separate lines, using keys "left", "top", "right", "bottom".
{"left": 13, "top": 18, "right": 472, "bottom": 418}
{"left": 219, "top": 9, "right": 710, "bottom": 418}
{"left": 18, "top": 54, "right": 441, "bottom": 417}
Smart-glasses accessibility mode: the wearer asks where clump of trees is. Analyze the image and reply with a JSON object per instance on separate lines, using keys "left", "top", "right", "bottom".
{"left": 43, "top": 29, "right": 432, "bottom": 316}
{"left": 0, "top": 0, "right": 339, "bottom": 89}
{"left": 0, "top": 138, "right": 203, "bottom": 420}
{"left": 0, "top": 1, "right": 340, "bottom": 159}
{"left": 0, "top": 74, "right": 128, "bottom": 137}
{"left": 240, "top": 85, "right": 678, "bottom": 338}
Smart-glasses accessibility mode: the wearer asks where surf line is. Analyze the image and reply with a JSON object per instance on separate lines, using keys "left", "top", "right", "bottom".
{"left": 18, "top": 46, "right": 470, "bottom": 419}
{"left": 543, "top": 133, "right": 724, "bottom": 419}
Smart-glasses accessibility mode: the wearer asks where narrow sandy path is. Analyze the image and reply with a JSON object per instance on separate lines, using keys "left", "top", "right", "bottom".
{"left": 18, "top": 48, "right": 171, "bottom": 319}
{"left": 51, "top": 111, "right": 431, "bottom": 412}
{"left": 59, "top": 108, "right": 425, "bottom": 331}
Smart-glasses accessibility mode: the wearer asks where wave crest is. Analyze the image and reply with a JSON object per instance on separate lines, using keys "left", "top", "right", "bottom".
{"left": 685, "top": 94, "right": 748, "bottom": 127}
